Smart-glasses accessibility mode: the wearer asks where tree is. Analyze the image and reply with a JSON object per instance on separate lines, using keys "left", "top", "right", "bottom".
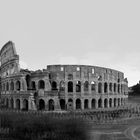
{"left": 130, "top": 83, "right": 140, "bottom": 96}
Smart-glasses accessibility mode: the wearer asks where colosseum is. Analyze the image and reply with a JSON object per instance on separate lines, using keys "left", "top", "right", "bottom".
{"left": 0, "top": 41, "right": 128, "bottom": 111}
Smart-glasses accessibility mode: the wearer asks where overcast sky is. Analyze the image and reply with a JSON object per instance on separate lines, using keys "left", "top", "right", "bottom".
{"left": 0, "top": 0, "right": 140, "bottom": 86}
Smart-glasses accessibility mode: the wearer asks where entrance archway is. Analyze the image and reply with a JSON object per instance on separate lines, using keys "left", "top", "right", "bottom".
{"left": 39, "top": 99, "right": 45, "bottom": 110}
{"left": 109, "top": 98, "right": 112, "bottom": 108}
{"left": 84, "top": 99, "right": 88, "bottom": 109}
{"left": 23, "top": 99, "right": 28, "bottom": 110}
{"left": 16, "top": 99, "right": 20, "bottom": 110}
{"left": 67, "top": 99, "right": 73, "bottom": 110}
{"left": 60, "top": 99, "right": 66, "bottom": 110}
{"left": 48, "top": 99, "right": 54, "bottom": 111}
{"left": 68, "top": 81, "right": 73, "bottom": 92}
{"left": 98, "top": 98, "right": 102, "bottom": 108}
{"left": 91, "top": 99, "right": 96, "bottom": 109}
{"left": 76, "top": 99, "right": 81, "bottom": 109}
{"left": 114, "top": 98, "right": 117, "bottom": 107}
{"left": 104, "top": 98, "right": 108, "bottom": 108}
{"left": 10, "top": 98, "right": 14, "bottom": 109}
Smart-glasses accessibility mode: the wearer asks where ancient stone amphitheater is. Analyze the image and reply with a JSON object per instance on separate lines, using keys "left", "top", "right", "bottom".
{"left": 0, "top": 41, "right": 128, "bottom": 111}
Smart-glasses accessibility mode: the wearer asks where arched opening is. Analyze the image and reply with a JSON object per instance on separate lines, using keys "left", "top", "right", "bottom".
{"left": 84, "top": 99, "right": 89, "bottom": 109}
{"left": 38, "top": 80, "right": 45, "bottom": 89}
{"left": 84, "top": 81, "right": 89, "bottom": 91}
{"left": 114, "top": 98, "right": 117, "bottom": 107}
{"left": 10, "top": 81, "right": 14, "bottom": 91}
{"left": 91, "top": 81, "right": 95, "bottom": 91}
{"left": 118, "top": 98, "right": 120, "bottom": 106}
{"left": 3, "top": 83, "right": 5, "bottom": 91}
{"left": 68, "top": 81, "right": 73, "bottom": 92}
{"left": 104, "top": 82, "right": 108, "bottom": 93}
{"left": 121, "top": 84, "right": 123, "bottom": 93}
{"left": 76, "top": 81, "right": 81, "bottom": 92}
{"left": 16, "top": 99, "right": 20, "bottom": 110}
{"left": 60, "top": 99, "right": 66, "bottom": 110}
{"left": 114, "top": 83, "right": 116, "bottom": 92}
{"left": 16, "top": 81, "right": 21, "bottom": 91}
{"left": 60, "top": 81, "right": 65, "bottom": 91}
{"left": 109, "top": 98, "right": 112, "bottom": 108}
{"left": 109, "top": 83, "right": 112, "bottom": 92}
{"left": 23, "top": 99, "right": 28, "bottom": 110}
{"left": 104, "top": 98, "right": 108, "bottom": 108}
{"left": 26, "top": 75, "right": 31, "bottom": 90}
{"left": 98, "top": 98, "right": 102, "bottom": 108}
{"left": 98, "top": 83, "right": 102, "bottom": 93}
{"left": 39, "top": 99, "right": 45, "bottom": 110}
{"left": 6, "top": 98, "right": 9, "bottom": 108}
{"left": 31, "top": 81, "right": 36, "bottom": 90}
{"left": 10, "top": 98, "right": 14, "bottom": 109}
{"left": 91, "top": 99, "right": 96, "bottom": 109}
{"left": 76, "top": 99, "right": 81, "bottom": 109}
{"left": 51, "top": 81, "right": 57, "bottom": 90}
{"left": 67, "top": 99, "right": 73, "bottom": 110}
{"left": 118, "top": 84, "right": 120, "bottom": 93}
{"left": 48, "top": 99, "right": 54, "bottom": 111}
{"left": 121, "top": 98, "right": 123, "bottom": 105}
{"left": 6, "top": 82, "right": 9, "bottom": 91}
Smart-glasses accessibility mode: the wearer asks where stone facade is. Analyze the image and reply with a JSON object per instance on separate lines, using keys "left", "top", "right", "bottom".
{"left": 0, "top": 41, "right": 128, "bottom": 111}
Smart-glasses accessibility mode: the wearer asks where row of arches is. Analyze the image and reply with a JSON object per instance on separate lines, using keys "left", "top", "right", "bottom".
{"left": 4, "top": 97, "right": 126, "bottom": 111}
{"left": 2, "top": 81, "right": 21, "bottom": 91}
{"left": 38, "top": 98, "right": 126, "bottom": 110}
{"left": 2, "top": 79, "right": 127, "bottom": 94}
{"left": 36, "top": 80, "right": 126, "bottom": 94}
{"left": 5, "top": 98, "right": 28, "bottom": 110}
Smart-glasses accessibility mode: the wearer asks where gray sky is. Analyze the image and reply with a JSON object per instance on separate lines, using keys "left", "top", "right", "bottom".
{"left": 0, "top": 0, "right": 140, "bottom": 86}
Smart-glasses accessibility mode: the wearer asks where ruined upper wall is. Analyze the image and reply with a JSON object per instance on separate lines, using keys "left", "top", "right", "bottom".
{"left": 0, "top": 41, "right": 20, "bottom": 77}
{"left": 0, "top": 41, "right": 18, "bottom": 65}
{"left": 47, "top": 65, "right": 125, "bottom": 82}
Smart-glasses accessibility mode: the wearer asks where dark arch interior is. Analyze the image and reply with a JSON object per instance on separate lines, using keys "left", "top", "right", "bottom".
{"left": 39, "top": 99, "right": 45, "bottom": 110}
{"left": 48, "top": 99, "right": 54, "bottom": 111}
{"left": 76, "top": 81, "right": 81, "bottom": 92}
{"left": 11, "top": 82, "right": 14, "bottom": 90}
{"left": 104, "top": 99, "right": 108, "bottom": 108}
{"left": 109, "top": 99, "right": 112, "bottom": 107}
{"left": 104, "top": 83, "right": 107, "bottom": 93}
{"left": 98, "top": 99, "right": 102, "bottom": 108}
{"left": 31, "top": 81, "right": 36, "bottom": 90}
{"left": 60, "top": 99, "right": 66, "bottom": 110}
{"left": 98, "top": 83, "right": 102, "bottom": 93}
{"left": 16, "top": 81, "right": 20, "bottom": 91}
{"left": 84, "top": 99, "right": 88, "bottom": 109}
{"left": 39, "top": 80, "right": 45, "bottom": 89}
{"left": 92, "top": 99, "right": 96, "bottom": 108}
{"left": 68, "top": 81, "right": 73, "bottom": 92}
{"left": 16, "top": 99, "right": 20, "bottom": 110}
{"left": 76, "top": 99, "right": 81, "bottom": 109}
{"left": 51, "top": 81, "right": 57, "bottom": 90}
{"left": 23, "top": 99, "right": 28, "bottom": 110}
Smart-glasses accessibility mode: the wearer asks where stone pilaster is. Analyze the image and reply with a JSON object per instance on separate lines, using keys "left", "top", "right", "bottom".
{"left": 81, "top": 99, "right": 84, "bottom": 110}
{"left": 88, "top": 98, "right": 91, "bottom": 109}
{"left": 96, "top": 82, "right": 98, "bottom": 94}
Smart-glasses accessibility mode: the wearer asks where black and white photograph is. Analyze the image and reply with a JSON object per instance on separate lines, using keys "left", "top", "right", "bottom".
{"left": 0, "top": 0, "right": 140, "bottom": 140}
